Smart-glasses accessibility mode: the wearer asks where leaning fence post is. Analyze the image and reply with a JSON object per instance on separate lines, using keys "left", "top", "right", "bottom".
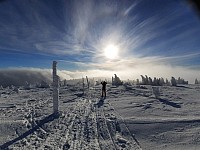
{"left": 52, "top": 61, "right": 59, "bottom": 113}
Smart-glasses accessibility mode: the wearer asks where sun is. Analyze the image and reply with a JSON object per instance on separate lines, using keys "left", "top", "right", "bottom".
{"left": 104, "top": 44, "right": 119, "bottom": 59}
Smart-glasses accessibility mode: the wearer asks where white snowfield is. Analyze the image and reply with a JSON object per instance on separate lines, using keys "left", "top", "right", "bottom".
{"left": 0, "top": 83, "right": 200, "bottom": 150}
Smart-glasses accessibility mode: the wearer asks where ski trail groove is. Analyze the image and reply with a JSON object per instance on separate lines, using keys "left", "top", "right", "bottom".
{"left": 108, "top": 103, "right": 142, "bottom": 150}
{"left": 67, "top": 98, "right": 100, "bottom": 150}
{"left": 95, "top": 99, "right": 117, "bottom": 150}
{"left": 94, "top": 98, "right": 142, "bottom": 150}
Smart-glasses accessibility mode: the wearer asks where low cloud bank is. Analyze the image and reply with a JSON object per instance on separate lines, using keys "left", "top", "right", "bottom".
{"left": 0, "top": 68, "right": 76, "bottom": 87}
{"left": 0, "top": 64, "right": 199, "bottom": 87}
{"left": 0, "top": 68, "right": 52, "bottom": 87}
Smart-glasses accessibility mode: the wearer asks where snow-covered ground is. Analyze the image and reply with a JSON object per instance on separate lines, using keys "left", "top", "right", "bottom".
{"left": 0, "top": 82, "right": 200, "bottom": 149}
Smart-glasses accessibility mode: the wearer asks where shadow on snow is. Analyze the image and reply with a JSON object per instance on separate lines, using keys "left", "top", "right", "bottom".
{"left": 158, "top": 98, "right": 181, "bottom": 108}
{"left": 0, "top": 113, "right": 60, "bottom": 149}
{"left": 95, "top": 97, "right": 106, "bottom": 108}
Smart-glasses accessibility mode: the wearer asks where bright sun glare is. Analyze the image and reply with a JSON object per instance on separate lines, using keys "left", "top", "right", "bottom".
{"left": 104, "top": 44, "right": 119, "bottom": 59}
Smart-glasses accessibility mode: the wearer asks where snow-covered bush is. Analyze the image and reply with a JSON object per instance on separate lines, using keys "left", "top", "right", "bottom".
{"left": 13, "top": 87, "right": 19, "bottom": 93}
{"left": 37, "top": 81, "right": 50, "bottom": 88}
{"left": 123, "top": 82, "right": 133, "bottom": 90}
{"left": 152, "top": 86, "right": 160, "bottom": 99}
{"left": 136, "top": 85, "right": 147, "bottom": 89}
{"left": 95, "top": 80, "right": 101, "bottom": 86}
{"left": 24, "top": 81, "right": 31, "bottom": 90}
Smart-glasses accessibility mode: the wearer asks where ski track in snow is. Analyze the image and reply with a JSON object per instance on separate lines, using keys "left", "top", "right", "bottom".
{"left": 0, "top": 89, "right": 141, "bottom": 150}
{"left": 95, "top": 98, "right": 141, "bottom": 150}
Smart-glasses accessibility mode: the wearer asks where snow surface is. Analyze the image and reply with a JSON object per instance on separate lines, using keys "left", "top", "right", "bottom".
{"left": 0, "top": 82, "right": 200, "bottom": 150}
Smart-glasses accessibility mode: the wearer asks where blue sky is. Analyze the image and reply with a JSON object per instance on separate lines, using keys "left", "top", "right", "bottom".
{"left": 0, "top": 0, "right": 200, "bottom": 82}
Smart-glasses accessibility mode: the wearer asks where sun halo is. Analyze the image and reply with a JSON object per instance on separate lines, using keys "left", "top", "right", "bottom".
{"left": 104, "top": 44, "right": 119, "bottom": 59}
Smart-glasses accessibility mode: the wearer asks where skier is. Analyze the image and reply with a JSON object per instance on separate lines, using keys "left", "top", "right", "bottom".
{"left": 101, "top": 81, "right": 107, "bottom": 98}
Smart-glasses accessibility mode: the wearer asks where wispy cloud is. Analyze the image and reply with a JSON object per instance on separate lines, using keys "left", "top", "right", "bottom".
{"left": 0, "top": 0, "right": 198, "bottom": 60}
{"left": 0, "top": 0, "right": 200, "bottom": 83}
{"left": 56, "top": 51, "right": 200, "bottom": 83}
{"left": 123, "top": 1, "right": 139, "bottom": 16}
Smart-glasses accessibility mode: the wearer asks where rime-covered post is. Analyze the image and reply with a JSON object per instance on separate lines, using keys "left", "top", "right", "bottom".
{"left": 152, "top": 86, "right": 160, "bottom": 99}
{"left": 86, "top": 76, "right": 89, "bottom": 90}
{"left": 52, "top": 61, "right": 59, "bottom": 113}
{"left": 82, "top": 77, "right": 85, "bottom": 95}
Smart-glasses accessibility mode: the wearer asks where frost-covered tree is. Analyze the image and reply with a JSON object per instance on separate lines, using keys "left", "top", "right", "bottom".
{"left": 177, "top": 77, "right": 181, "bottom": 84}
{"left": 140, "top": 75, "right": 151, "bottom": 85}
{"left": 156, "top": 78, "right": 161, "bottom": 86}
{"left": 171, "top": 77, "right": 177, "bottom": 86}
{"left": 157, "top": 78, "right": 160, "bottom": 86}
{"left": 177, "top": 77, "right": 188, "bottom": 84}
{"left": 140, "top": 75, "right": 146, "bottom": 85}
{"left": 184, "top": 80, "right": 188, "bottom": 84}
{"left": 149, "top": 77, "right": 153, "bottom": 85}
{"left": 136, "top": 79, "right": 140, "bottom": 85}
{"left": 153, "top": 77, "right": 157, "bottom": 86}
{"left": 38, "top": 80, "right": 50, "bottom": 88}
{"left": 63, "top": 79, "right": 67, "bottom": 86}
{"left": 195, "top": 79, "right": 199, "bottom": 84}
{"left": 112, "top": 74, "right": 123, "bottom": 86}
{"left": 166, "top": 79, "right": 170, "bottom": 86}
{"left": 138, "top": 75, "right": 171, "bottom": 86}
{"left": 160, "top": 78, "right": 165, "bottom": 86}
{"left": 145, "top": 75, "right": 149, "bottom": 85}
